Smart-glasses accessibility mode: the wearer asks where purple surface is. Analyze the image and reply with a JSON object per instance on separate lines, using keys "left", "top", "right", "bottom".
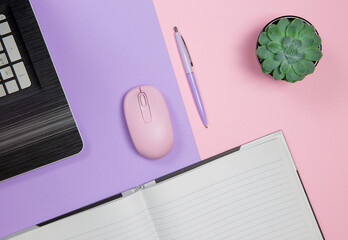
{"left": 0, "top": 0, "right": 200, "bottom": 237}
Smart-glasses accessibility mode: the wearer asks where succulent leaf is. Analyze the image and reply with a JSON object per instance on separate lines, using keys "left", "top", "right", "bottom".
{"left": 275, "top": 52, "right": 285, "bottom": 61}
{"left": 286, "top": 51, "right": 305, "bottom": 63}
{"left": 299, "top": 25, "right": 315, "bottom": 40}
{"left": 273, "top": 67, "right": 285, "bottom": 80}
{"left": 280, "top": 59, "right": 291, "bottom": 73}
{"left": 303, "top": 60, "right": 315, "bottom": 74}
{"left": 257, "top": 46, "right": 273, "bottom": 59}
{"left": 267, "top": 25, "right": 283, "bottom": 42}
{"left": 258, "top": 32, "right": 272, "bottom": 46}
{"left": 262, "top": 58, "right": 281, "bottom": 73}
{"left": 286, "top": 67, "right": 301, "bottom": 82}
{"left": 304, "top": 49, "right": 322, "bottom": 61}
{"left": 301, "top": 39, "right": 314, "bottom": 49}
{"left": 291, "top": 19, "right": 304, "bottom": 33}
{"left": 257, "top": 17, "right": 322, "bottom": 82}
{"left": 294, "top": 40, "right": 302, "bottom": 48}
{"left": 267, "top": 41, "right": 282, "bottom": 53}
{"left": 313, "top": 35, "right": 321, "bottom": 48}
{"left": 283, "top": 37, "right": 292, "bottom": 47}
{"left": 286, "top": 19, "right": 303, "bottom": 38}
{"left": 292, "top": 61, "right": 307, "bottom": 75}
{"left": 286, "top": 24, "right": 297, "bottom": 38}
{"left": 277, "top": 18, "right": 290, "bottom": 34}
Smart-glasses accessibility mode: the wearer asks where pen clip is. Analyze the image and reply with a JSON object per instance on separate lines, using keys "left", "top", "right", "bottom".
{"left": 181, "top": 36, "right": 194, "bottom": 67}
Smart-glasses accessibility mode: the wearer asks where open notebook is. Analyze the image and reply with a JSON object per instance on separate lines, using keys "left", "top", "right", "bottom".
{"left": 9, "top": 131, "right": 324, "bottom": 240}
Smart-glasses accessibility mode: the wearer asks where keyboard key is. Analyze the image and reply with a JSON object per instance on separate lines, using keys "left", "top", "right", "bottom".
{"left": 13, "top": 62, "right": 31, "bottom": 89}
{"left": 5, "top": 79, "right": 19, "bottom": 93}
{"left": 0, "top": 14, "right": 6, "bottom": 21}
{"left": 3, "top": 35, "right": 21, "bottom": 62}
{"left": 0, "top": 21, "right": 10, "bottom": 35}
{"left": 0, "top": 53, "right": 8, "bottom": 66}
{"left": 0, "top": 66, "right": 13, "bottom": 80}
{"left": 0, "top": 84, "right": 6, "bottom": 97}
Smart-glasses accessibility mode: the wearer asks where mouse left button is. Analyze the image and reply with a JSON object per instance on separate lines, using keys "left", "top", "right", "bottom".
{"left": 138, "top": 93, "right": 152, "bottom": 123}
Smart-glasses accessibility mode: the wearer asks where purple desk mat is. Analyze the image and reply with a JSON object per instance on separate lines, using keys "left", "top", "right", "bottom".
{"left": 0, "top": 0, "right": 200, "bottom": 237}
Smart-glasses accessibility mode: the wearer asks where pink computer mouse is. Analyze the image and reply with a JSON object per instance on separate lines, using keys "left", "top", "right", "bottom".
{"left": 124, "top": 85, "right": 174, "bottom": 159}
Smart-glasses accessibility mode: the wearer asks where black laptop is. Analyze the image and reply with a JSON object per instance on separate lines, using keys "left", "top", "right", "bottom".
{"left": 0, "top": 0, "right": 83, "bottom": 181}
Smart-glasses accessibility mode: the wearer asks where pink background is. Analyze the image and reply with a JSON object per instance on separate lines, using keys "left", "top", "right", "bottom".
{"left": 153, "top": 0, "right": 348, "bottom": 239}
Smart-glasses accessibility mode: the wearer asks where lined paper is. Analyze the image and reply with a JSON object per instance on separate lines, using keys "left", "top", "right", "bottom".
{"left": 142, "top": 136, "right": 323, "bottom": 240}
{"left": 11, "top": 192, "right": 159, "bottom": 240}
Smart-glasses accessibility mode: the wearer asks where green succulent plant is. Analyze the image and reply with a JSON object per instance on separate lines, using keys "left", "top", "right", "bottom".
{"left": 257, "top": 18, "right": 322, "bottom": 82}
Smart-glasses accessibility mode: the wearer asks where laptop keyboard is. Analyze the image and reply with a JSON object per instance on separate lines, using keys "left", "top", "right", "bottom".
{"left": 0, "top": 14, "right": 31, "bottom": 98}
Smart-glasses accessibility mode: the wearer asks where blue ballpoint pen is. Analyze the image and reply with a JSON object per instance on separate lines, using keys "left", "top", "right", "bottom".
{"left": 174, "top": 26, "right": 208, "bottom": 128}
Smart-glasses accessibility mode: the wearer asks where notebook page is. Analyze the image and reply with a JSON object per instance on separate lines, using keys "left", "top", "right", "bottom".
{"left": 142, "top": 134, "right": 323, "bottom": 240}
{"left": 11, "top": 192, "right": 159, "bottom": 240}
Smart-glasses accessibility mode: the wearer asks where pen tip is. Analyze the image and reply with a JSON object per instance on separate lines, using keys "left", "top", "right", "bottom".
{"left": 174, "top": 26, "right": 178, "bottom": 32}
{"left": 205, "top": 124, "right": 208, "bottom": 128}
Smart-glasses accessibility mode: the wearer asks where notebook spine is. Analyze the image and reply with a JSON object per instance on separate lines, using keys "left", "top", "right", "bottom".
{"left": 121, "top": 180, "right": 156, "bottom": 197}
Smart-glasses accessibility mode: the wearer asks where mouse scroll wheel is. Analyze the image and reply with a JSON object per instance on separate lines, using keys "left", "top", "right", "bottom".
{"left": 139, "top": 93, "right": 148, "bottom": 107}
{"left": 138, "top": 93, "right": 152, "bottom": 123}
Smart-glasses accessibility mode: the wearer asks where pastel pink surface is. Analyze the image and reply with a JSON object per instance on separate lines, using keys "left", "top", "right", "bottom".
{"left": 124, "top": 86, "right": 174, "bottom": 159}
{"left": 153, "top": 0, "right": 348, "bottom": 239}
